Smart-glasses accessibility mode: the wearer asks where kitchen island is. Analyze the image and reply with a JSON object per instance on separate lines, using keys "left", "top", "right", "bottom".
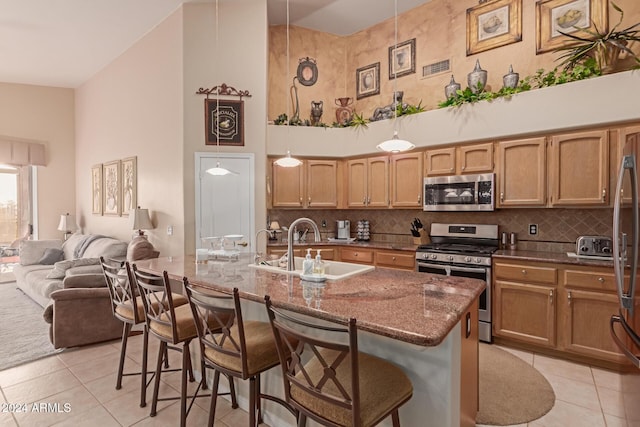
{"left": 135, "top": 254, "right": 485, "bottom": 427}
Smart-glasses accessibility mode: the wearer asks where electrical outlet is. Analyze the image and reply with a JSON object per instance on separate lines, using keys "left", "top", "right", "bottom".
{"left": 321, "top": 220, "right": 327, "bottom": 228}
{"left": 167, "top": 225, "right": 173, "bottom": 236}
{"left": 528, "top": 224, "right": 538, "bottom": 235}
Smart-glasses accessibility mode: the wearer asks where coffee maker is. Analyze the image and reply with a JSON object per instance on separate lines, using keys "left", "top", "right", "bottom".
{"left": 336, "top": 220, "right": 351, "bottom": 239}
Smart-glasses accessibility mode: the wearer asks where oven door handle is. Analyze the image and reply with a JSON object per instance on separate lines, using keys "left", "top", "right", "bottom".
{"left": 449, "top": 265, "right": 488, "bottom": 274}
{"left": 417, "top": 262, "right": 486, "bottom": 275}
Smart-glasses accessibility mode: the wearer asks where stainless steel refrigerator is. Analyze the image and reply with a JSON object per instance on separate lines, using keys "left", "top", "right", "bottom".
{"left": 612, "top": 143, "right": 640, "bottom": 369}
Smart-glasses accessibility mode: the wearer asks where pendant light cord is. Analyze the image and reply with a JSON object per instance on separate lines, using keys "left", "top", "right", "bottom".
{"left": 215, "top": 0, "right": 220, "bottom": 157}
{"left": 393, "top": 0, "right": 398, "bottom": 132}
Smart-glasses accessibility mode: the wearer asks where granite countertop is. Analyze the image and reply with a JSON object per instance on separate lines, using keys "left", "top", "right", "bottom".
{"left": 493, "top": 249, "right": 614, "bottom": 268}
{"left": 134, "top": 254, "right": 485, "bottom": 347}
{"left": 267, "top": 240, "right": 420, "bottom": 252}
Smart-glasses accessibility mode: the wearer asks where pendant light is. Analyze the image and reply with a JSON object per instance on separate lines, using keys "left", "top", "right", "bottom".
{"left": 274, "top": 0, "right": 302, "bottom": 168}
{"left": 376, "top": 0, "right": 415, "bottom": 153}
{"left": 206, "top": 0, "right": 236, "bottom": 176}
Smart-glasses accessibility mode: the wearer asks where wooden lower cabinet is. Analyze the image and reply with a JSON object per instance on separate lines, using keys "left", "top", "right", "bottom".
{"left": 375, "top": 250, "right": 415, "bottom": 270}
{"left": 340, "top": 247, "right": 374, "bottom": 264}
{"left": 493, "top": 280, "right": 557, "bottom": 347}
{"left": 494, "top": 259, "right": 631, "bottom": 366}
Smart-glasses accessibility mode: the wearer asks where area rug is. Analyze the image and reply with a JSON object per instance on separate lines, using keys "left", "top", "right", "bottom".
{"left": 477, "top": 343, "right": 555, "bottom": 425}
{"left": 0, "top": 282, "right": 59, "bottom": 371}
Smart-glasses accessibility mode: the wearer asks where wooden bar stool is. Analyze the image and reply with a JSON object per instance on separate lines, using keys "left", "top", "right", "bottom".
{"left": 131, "top": 265, "right": 236, "bottom": 427}
{"left": 184, "top": 282, "right": 296, "bottom": 427}
{"left": 265, "top": 295, "right": 414, "bottom": 427}
{"left": 100, "top": 257, "right": 185, "bottom": 407}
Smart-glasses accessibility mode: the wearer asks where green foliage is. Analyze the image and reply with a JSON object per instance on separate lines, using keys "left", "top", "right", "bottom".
{"left": 397, "top": 100, "right": 426, "bottom": 116}
{"left": 553, "top": 2, "right": 640, "bottom": 71}
{"left": 438, "top": 59, "right": 600, "bottom": 109}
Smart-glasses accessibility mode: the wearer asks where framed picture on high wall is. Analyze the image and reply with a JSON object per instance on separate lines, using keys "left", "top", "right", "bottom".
{"left": 91, "top": 164, "right": 102, "bottom": 215}
{"left": 205, "top": 99, "right": 244, "bottom": 146}
{"left": 466, "top": 0, "right": 522, "bottom": 55}
{"left": 389, "top": 38, "right": 416, "bottom": 79}
{"left": 121, "top": 156, "right": 137, "bottom": 216}
{"left": 536, "top": 0, "right": 608, "bottom": 54}
{"left": 356, "top": 62, "right": 380, "bottom": 100}
{"left": 102, "top": 160, "right": 121, "bottom": 216}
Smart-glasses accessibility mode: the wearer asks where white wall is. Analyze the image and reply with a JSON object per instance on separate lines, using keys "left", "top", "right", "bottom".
{"left": 75, "top": 7, "right": 185, "bottom": 255}
{"left": 0, "top": 83, "right": 75, "bottom": 239}
{"left": 182, "top": 0, "right": 268, "bottom": 255}
{"left": 75, "top": 0, "right": 269, "bottom": 256}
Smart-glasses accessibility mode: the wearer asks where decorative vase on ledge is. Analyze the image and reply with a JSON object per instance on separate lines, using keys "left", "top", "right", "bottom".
{"left": 335, "top": 97, "right": 353, "bottom": 124}
{"left": 467, "top": 59, "right": 487, "bottom": 94}
{"left": 444, "top": 75, "right": 461, "bottom": 99}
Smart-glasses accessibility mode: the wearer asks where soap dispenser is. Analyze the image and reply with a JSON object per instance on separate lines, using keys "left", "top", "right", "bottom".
{"left": 302, "top": 248, "right": 314, "bottom": 276}
{"left": 313, "top": 249, "right": 325, "bottom": 276}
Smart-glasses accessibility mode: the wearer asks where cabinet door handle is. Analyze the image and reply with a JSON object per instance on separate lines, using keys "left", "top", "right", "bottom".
{"left": 363, "top": 197, "right": 367, "bottom": 205}
{"left": 308, "top": 196, "right": 311, "bottom": 203}
{"left": 549, "top": 290, "right": 554, "bottom": 305}
{"left": 602, "top": 188, "right": 606, "bottom": 202}
{"left": 598, "top": 277, "right": 605, "bottom": 283}
{"left": 367, "top": 196, "right": 371, "bottom": 204}
{"left": 567, "top": 290, "right": 572, "bottom": 306}
{"left": 392, "top": 256, "right": 396, "bottom": 261}
{"left": 461, "top": 165, "right": 466, "bottom": 171}
{"left": 500, "top": 192, "right": 504, "bottom": 203}
{"left": 299, "top": 197, "right": 303, "bottom": 204}
{"left": 418, "top": 194, "right": 421, "bottom": 203}
{"left": 521, "top": 269, "right": 527, "bottom": 275}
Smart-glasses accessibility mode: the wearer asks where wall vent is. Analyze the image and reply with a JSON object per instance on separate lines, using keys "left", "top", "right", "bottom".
{"left": 422, "top": 59, "right": 450, "bottom": 78}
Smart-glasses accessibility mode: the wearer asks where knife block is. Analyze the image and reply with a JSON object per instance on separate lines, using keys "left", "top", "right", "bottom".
{"left": 412, "top": 233, "right": 430, "bottom": 245}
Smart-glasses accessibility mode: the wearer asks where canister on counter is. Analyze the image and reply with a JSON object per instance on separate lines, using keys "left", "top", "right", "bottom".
{"left": 509, "top": 232, "right": 517, "bottom": 250}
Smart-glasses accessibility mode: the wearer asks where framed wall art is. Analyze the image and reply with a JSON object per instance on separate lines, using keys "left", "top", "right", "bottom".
{"left": 102, "top": 160, "right": 121, "bottom": 216}
{"left": 466, "top": 0, "right": 522, "bottom": 56}
{"left": 91, "top": 164, "right": 102, "bottom": 215}
{"left": 536, "top": 0, "right": 608, "bottom": 54}
{"left": 356, "top": 62, "right": 380, "bottom": 100}
{"left": 121, "top": 156, "right": 137, "bottom": 216}
{"left": 389, "top": 38, "right": 416, "bottom": 79}
{"left": 205, "top": 99, "right": 244, "bottom": 146}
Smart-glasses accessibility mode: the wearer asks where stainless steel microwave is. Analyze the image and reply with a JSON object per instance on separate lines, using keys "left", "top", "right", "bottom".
{"left": 423, "top": 173, "right": 495, "bottom": 211}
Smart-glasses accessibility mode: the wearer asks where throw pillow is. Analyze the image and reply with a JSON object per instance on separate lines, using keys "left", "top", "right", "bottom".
{"left": 46, "top": 258, "right": 100, "bottom": 279}
{"left": 37, "top": 248, "right": 64, "bottom": 265}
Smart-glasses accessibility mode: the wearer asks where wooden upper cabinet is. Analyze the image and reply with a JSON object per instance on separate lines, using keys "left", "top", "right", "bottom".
{"left": 549, "top": 129, "right": 609, "bottom": 206}
{"left": 390, "top": 152, "right": 423, "bottom": 207}
{"left": 425, "top": 143, "right": 493, "bottom": 176}
{"left": 457, "top": 142, "right": 494, "bottom": 174}
{"left": 613, "top": 125, "right": 640, "bottom": 205}
{"left": 425, "top": 147, "right": 456, "bottom": 176}
{"left": 271, "top": 159, "right": 338, "bottom": 208}
{"left": 346, "top": 156, "right": 389, "bottom": 208}
{"left": 272, "top": 160, "right": 304, "bottom": 208}
{"left": 496, "top": 137, "right": 547, "bottom": 207}
{"left": 367, "top": 156, "right": 389, "bottom": 207}
{"left": 346, "top": 158, "right": 368, "bottom": 208}
{"left": 306, "top": 160, "right": 338, "bottom": 208}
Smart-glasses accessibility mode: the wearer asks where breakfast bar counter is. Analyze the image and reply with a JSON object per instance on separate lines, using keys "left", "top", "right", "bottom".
{"left": 135, "top": 254, "right": 485, "bottom": 427}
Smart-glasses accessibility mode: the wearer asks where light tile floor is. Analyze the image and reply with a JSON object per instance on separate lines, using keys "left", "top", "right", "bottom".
{"left": 0, "top": 336, "right": 638, "bottom": 426}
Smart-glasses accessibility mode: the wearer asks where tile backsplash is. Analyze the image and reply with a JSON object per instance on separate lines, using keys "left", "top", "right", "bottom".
{"left": 268, "top": 208, "right": 614, "bottom": 253}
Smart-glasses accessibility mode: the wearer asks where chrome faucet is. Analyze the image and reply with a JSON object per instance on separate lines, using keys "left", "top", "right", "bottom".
{"left": 254, "top": 229, "right": 271, "bottom": 264}
{"left": 287, "top": 218, "right": 320, "bottom": 271}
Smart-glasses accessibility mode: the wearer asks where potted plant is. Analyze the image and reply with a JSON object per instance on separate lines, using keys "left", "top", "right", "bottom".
{"left": 554, "top": 2, "right": 640, "bottom": 74}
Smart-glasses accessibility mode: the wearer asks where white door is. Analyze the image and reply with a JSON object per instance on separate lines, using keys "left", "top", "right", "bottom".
{"left": 195, "top": 153, "right": 255, "bottom": 252}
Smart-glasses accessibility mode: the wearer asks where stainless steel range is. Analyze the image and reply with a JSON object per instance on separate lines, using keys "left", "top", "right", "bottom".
{"left": 415, "top": 223, "right": 499, "bottom": 343}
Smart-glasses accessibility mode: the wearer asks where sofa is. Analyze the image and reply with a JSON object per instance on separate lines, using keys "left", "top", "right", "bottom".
{"left": 13, "top": 233, "right": 130, "bottom": 349}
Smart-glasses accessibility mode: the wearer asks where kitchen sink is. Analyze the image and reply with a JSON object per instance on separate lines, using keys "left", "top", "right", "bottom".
{"left": 248, "top": 257, "right": 374, "bottom": 280}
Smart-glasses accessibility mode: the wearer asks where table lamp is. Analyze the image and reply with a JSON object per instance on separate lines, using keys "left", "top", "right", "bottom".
{"left": 129, "top": 207, "right": 154, "bottom": 237}
{"left": 57, "top": 213, "right": 77, "bottom": 240}
{"left": 268, "top": 220, "right": 280, "bottom": 240}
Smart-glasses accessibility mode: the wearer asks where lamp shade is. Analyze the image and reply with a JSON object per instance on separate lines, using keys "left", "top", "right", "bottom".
{"left": 269, "top": 221, "right": 280, "bottom": 230}
{"left": 129, "top": 207, "right": 154, "bottom": 235}
{"left": 376, "top": 131, "right": 415, "bottom": 153}
{"left": 273, "top": 150, "right": 302, "bottom": 167}
{"left": 57, "top": 213, "right": 77, "bottom": 233}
